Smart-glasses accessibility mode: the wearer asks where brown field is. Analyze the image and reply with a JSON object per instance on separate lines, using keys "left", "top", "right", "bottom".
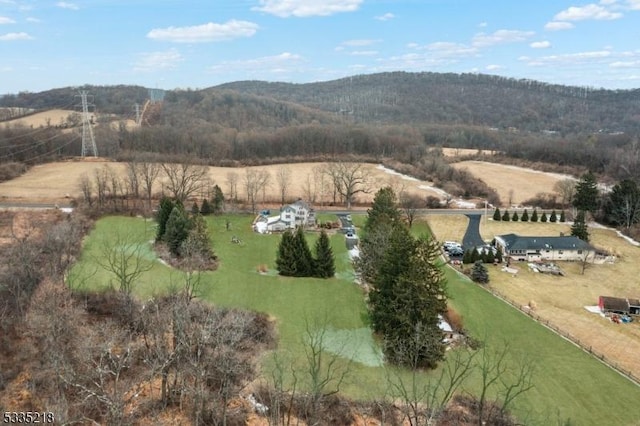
{"left": 426, "top": 214, "right": 640, "bottom": 378}
{"left": 451, "top": 160, "right": 573, "bottom": 206}
{"left": 2, "top": 109, "right": 136, "bottom": 130}
{"left": 0, "top": 159, "right": 444, "bottom": 206}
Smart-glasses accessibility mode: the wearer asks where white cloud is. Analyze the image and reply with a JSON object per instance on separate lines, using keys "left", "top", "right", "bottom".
{"left": 486, "top": 64, "right": 504, "bottom": 71}
{"left": 627, "top": 0, "right": 640, "bottom": 9}
{"left": 375, "top": 12, "right": 394, "bottom": 21}
{"left": 0, "top": 16, "right": 16, "bottom": 24}
{"left": 530, "top": 41, "right": 551, "bottom": 49}
{"left": 554, "top": 4, "right": 622, "bottom": 21}
{"left": 0, "top": 31, "right": 32, "bottom": 40}
{"left": 600, "top": 0, "right": 617, "bottom": 4}
{"left": 252, "top": 0, "right": 362, "bottom": 17}
{"left": 545, "top": 21, "right": 575, "bottom": 30}
{"left": 425, "top": 41, "right": 479, "bottom": 57}
{"left": 472, "top": 29, "right": 535, "bottom": 47}
{"left": 134, "top": 49, "right": 184, "bottom": 71}
{"left": 478, "top": 21, "right": 488, "bottom": 27}
{"left": 521, "top": 50, "right": 613, "bottom": 67}
{"left": 610, "top": 60, "right": 640, "bottom": 68}
{"left": 56, "top": 2, "right": 79, "bottom": 10}
{"left": 209, "top": 52, "right": 304, "bottom": 74}
{"left": 147, "top": 20, "right": 258, "bottom": 43}
{"left": 26, "top": 17, "right": 41, "bottom": 23}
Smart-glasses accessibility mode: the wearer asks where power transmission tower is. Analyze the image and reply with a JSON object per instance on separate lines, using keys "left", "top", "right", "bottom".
{"left": 75, "top": 90, "right": 98, "bottom": 157}
{"left": 133, "top": 103, "right": 142, "bottom": 126}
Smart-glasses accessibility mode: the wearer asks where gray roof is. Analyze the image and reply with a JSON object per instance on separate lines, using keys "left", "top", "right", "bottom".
{"left": 497, "top": 233, "right": 592, "bottom": 251}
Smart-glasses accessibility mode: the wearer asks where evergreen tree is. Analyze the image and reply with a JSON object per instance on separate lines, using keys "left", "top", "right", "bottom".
{"left": 573, "top": 172, "right": 599, "bottom": 214}
{"left": 369, "top": 225, "right": 417, "bottom": 336}
{"left": 181, "top": 213, "right": 215, "bottom": 261}
{"left": 541, "top": 212, "right": 548, "bottom": 222}
{"left": 571, "top": 210, "right": 590, "bottom": 242}
{"left": 521, "top": 209, "right": 529, "bottom": 222}
{"left": 313, "top": 230, "right": 335, "bottom": 278}
{"left": 502, "top": 210, "right": 510, "bottom": 221}
{"left": 493, "top": 208, "right": 501, "bottom": 221}
{"left": 462, "top": 249, "right": 473, "bottom": 264}
{"left": 365, "top": 187, "right": 401, "bottom": 232}
{"left": 485, "top": 249, "right": 495, "bottom": 264}
{"left": 292, "top": 226, "right": 314, "bottom": 277}
{"left": 212, "top": 184, "right": 225, "bottom": 214}
{"left": 471, "top": 260, "right": 489, "bottom": 284}
{"left": 605, "top": 179, "right": 640, "bottom": 229}
{"left": 470, "top": 247, "right": 480, "bottom": 263}
{"left": 276, "top": 230, "right": 297, "bottom": 276}
{"left": 156, "top": 197, "right": 176, "bottom": 241}
{"left": 191, "top": 201, "right": 200, "bottom": 215}
{"left": 559, "top": 210, "right": 566, "bottom": 222}
{"left": 511, "top": 211, "right": 519, "bottom": 221}
{"left": 200, "top": 198, "right": 212, "bottom": 215}
{"left": 495, "top": 245, "right": 503, "bottom": 263}
{"left": 381, "top": 237, "right": 447, "bottom": 369}
{"left": 164, "top": 205, "right": 190, "bottom": 256}
{"left": 550, "top": 210, "right": 558, "bottom": 223}
{"left": 531, "top": 209, "right": 539, "bottom": 222}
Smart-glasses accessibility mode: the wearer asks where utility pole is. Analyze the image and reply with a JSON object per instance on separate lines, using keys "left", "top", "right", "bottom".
{"left": 76, "top": 90, "right": 98, "bottom": 157}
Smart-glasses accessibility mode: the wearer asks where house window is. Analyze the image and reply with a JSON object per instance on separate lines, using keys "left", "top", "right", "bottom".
{"left": 577, "top": 250, "right": 583, "bottom": 254}
{"left": 558, "top": 250, "right": 563, "bottom": 254}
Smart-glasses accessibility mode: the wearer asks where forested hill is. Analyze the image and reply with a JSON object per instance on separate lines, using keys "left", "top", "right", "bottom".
{"left": 2, "top": 72, "right": 639, "bottom": 135}
{"left": 215, "top": 72, "right": 640, "bottom": 134}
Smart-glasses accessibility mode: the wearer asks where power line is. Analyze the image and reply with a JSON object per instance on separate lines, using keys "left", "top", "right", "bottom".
{"left": 75, "top": 90, "right": 98, "bottom": 157}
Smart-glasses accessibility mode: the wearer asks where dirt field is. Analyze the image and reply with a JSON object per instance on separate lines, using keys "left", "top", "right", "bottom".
{"left": 2, "top": 109, "right": 136, "bottom": 130}
{"left": 426, "top": 214, "right": 640, "bottom": 379}
{"left": 0, "top": 159, "right": 445, "bottom": 206}
{"left": 451, "top": 160, "right": 574, "bottom": 205}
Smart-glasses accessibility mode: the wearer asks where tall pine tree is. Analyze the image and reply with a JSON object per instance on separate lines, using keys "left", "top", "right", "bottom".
{"left": 313, "top": 230, "right": 335, "bottom": 278}
{"left": 164, "top": 205, "right": 190, "bottom": 256}
{"left": 292, "top": 226, "right": 314, "bottom": 277}
{"left": 156, "top": 197, "right": 176, "bottom": 241}
{"left": 573, "top": 172, "right": 599, "bottom": 214}
{"left": 571, "top": 210, "right": 590, "bottom": 242}
{"left": 276, "top": 230, "right": 297, "bottom": 276}
{"left": 365, "top": 186, "right": 401, "bottom": 232}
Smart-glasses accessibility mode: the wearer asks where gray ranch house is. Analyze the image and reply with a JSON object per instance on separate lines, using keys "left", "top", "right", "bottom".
{"left": 494, "top": 233, "right": 595, "bottom": 262}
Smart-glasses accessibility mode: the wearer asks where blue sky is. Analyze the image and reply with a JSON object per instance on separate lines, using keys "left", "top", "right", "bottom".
{"left": 2, "top": 0, "right": 640, "bottom": 94}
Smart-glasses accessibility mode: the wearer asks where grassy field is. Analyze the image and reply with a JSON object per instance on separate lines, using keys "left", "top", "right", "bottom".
{"left": 71, "top": 214, "right": 640, "bottom": 425}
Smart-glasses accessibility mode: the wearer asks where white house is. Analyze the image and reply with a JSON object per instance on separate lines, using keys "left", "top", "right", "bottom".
{"left": 253, "top": 199, "right": 315, "bottom": 233}
{"left": 494, "top": 233, "right": 595, "bottom": 262}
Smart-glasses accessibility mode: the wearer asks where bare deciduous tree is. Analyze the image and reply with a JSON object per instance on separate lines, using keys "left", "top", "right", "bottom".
{"left": 399, "top": 191, "right": 425, "bottom": 228}
{"left": 226, "top": 171, "right": 239, "bottom": 201}
{"left": 79, "top": 172, "right": 93, "bottom": 206}
{"left": 245, "top": 169, "right": 271, "bottom": 213}
{"left": 276, "top": 166, "right": 292, "bottom": 205}
{"left": 554, "top": 178, "right": 577, "bottom": 209}
{"left": 161, "top": 161, "right": 210, "bottom": 202}
{"left": 324, "top": 162, "right": 370, "bottom": 209}
{"left": 94, "top": 231, "right": 153, "bottom": 297}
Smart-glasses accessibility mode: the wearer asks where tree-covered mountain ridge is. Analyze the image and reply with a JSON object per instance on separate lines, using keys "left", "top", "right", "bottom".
{"left": 2, "top": 71, "right": 639, "bottom": 135}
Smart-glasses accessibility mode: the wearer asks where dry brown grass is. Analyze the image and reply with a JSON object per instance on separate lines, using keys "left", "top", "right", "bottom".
{"left": 451, "top": 160, "right": 571, "bottom": 205}
{"left": 0, "top": 159, "right": 444, "bottom": 205}
{"left": 2, "top": 109, "right": 136, "bottom": 130}
{"left": 425, "top": 214, "right": 640, "bottom": 377}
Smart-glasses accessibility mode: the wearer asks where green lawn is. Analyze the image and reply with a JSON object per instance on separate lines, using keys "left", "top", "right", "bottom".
{"left": 72, "top": 214, "right": 640, "bottom": 425}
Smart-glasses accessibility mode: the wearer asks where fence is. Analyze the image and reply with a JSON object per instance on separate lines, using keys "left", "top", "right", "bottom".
{"left": 480, "top": 283, "right": 640, "bottom": 387}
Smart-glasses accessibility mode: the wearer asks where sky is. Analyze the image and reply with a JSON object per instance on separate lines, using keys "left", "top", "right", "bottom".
{"left": 1, "top": 0, "right": 640, "bottom": 94}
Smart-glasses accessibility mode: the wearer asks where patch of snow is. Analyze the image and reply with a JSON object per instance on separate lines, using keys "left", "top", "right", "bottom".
{"left": 348, "top": 246, "right": 360, "bottom": 260}
{"left": 59, "top": 207, "right": 74, "bottom": 213}
{"left": 418, "top": 184, "right": 449, "bottom": 197}
{"left": 376, "top": 164, "right": 420, "bottom": 182}
{"left": 453, "top": 199, "right": 477, "bottom": 209}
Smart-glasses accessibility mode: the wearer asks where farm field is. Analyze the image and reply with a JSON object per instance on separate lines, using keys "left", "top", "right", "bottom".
{"left": 426, "top": 214, "right": 640, "bottom": 379}
{"left": 68, "top": 213, "right": 640, "bottom": 425}
{"left": 1, "top": 108, "right": 137, "bottom": 130}
{"left": 451, "top": 160, "right": 574, "bottom": 205}
{"left": 0, "top": 159, "right": 443, "bottom": 205}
